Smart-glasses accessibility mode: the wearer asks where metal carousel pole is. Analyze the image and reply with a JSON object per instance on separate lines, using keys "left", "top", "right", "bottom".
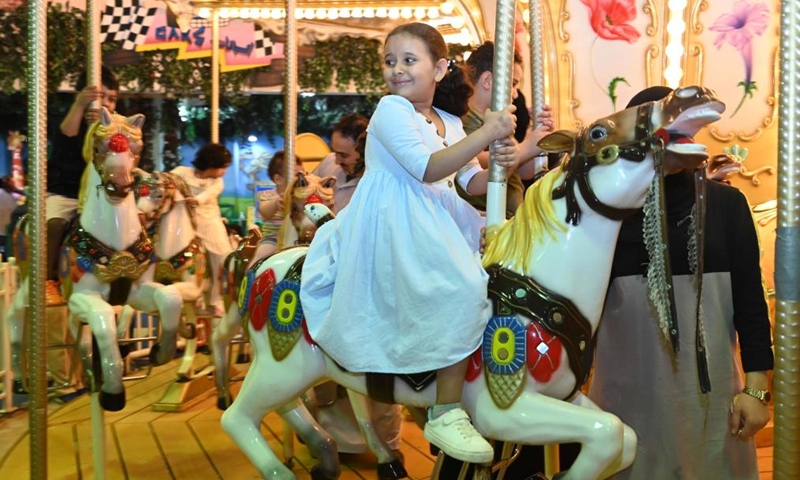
{"left": 283, "top": 0, "right": 298, "bottom": 184}
{"left": 211, "top": 8, "right": 220, "bottom": 144}
{"left": 27, "top": 0, "right": 48, "bottom": 475}
{"left": 84, "top": 0, "right": 107, "bottom": 477}
{"left": 773, "top": 0, "right": 800, "bottom": 477}
{"left": 485, "top": 0, "right": 516, "bottom": 229}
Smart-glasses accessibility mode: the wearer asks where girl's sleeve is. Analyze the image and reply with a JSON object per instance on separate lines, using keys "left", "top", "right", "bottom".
{"left": 449, "top": 114, "right": 481, "bottom": 191}
{"left": 194, "top": 178, "right": 224, "bottom": 205}
{"left": 369, "top": 95, "right": 433, "bottom": 181}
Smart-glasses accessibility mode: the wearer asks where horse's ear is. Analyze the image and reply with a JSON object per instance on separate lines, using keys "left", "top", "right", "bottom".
{"left": 100, "top": 107, "right": 114, "bottom": 126}
{"left": 538, "top": 130, "right": 577, "bottom": 156}
{"left": 126, "top": 114, "right": 146, "bottom": 130}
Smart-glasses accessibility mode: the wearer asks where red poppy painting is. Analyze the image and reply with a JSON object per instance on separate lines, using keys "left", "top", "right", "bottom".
{"left": 580, "top": 0, "right": 641, "bottom": 109}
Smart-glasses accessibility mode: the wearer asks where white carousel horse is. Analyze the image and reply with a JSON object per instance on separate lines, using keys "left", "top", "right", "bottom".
{"left": 212, "top": 171, "right": 336, "bottom": 408}
{"left": 5, "top": 109, "right": 183, "bottom": 411}
{"left": 118, "top": 170, "right": 209, "bottom": 380}
{"left": 218, "top": 86, "right": 724, "bottom": 480}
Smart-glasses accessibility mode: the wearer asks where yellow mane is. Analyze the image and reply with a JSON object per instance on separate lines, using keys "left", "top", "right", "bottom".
{"left": 482, "top": 167, "right": 567, "bottom": 272}
{"left": 78, "top": 114, "right": 143, "bottom": 211}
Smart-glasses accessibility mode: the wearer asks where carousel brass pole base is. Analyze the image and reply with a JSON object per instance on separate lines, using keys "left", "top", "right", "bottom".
{"left": 152, "top": 365, "right": 215, "bottom": 412}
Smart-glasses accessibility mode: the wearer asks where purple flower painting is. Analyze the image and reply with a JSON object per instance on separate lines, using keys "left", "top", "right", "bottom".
{"left": 709, "top": 1, "right": 770, "bottom": 117}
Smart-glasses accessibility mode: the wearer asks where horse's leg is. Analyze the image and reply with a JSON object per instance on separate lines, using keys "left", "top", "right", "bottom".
{"left": 211, "top": 302, "right": 242, "bottom": 410}
{"left": 346, "top": 390, "right": 407, "bottom": 480}
{"left": 279, "top": 398, "right": 342, "bottom": 480}
{"left": 571, "top": 393, "right": 637, "bottom": 478}
{"left": 221, "top": 333, "right": 328, "bottom": 479}
{"left": 127, "top": 282, "right": 183, "bottom": 365}
{"left": 177, "top": 301, "right": 198, "bottom": 380}
{"left": 6, "top": 278, "right": 28, "bottom": 392}
{"left": 468, "top": 392, "right": 633, "bottom": 480}
{"left": 68, "top": 292, "right": 126, "bottom": 411}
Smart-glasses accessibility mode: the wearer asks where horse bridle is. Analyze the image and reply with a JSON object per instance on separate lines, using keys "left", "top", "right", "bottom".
{"left": 93, "top": 132, "right": 140, "bottom": 200}
{"left": 552, "top": 103, "right": 664, "bottom": 226}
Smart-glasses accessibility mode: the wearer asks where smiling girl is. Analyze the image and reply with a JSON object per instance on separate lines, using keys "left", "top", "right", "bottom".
{"left": 300, "top": 23, "right": 517, "bottom": 463}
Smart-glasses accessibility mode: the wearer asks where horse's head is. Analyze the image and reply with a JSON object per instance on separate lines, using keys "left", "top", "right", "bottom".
{"left": 540, "top": 85, "right": 725, "bottom": 225}
{"left": 83, "top": 107, "right": 145, "bottom": 204}
{"left": 280, "top": 172, "right": 336, "bottom": 246}
{"left": 135, "top": 171, "right": 193, "bottom": 230}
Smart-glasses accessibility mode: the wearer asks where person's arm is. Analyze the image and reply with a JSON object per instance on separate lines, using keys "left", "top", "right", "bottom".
{"left": 424, "top": 106, "right": 517, "bottom": 183}
{"left": 463, "top": 137, "right": 519, "bottom": 195}
{"left": 193, "top": 177, "right": 224, "bottom": 205}
{"left": 258, "top": 191, "right": 283, "bottom": 219}
{"left": 60, "top": 85, "right": 104, "bottom": 137}
{"left": 516, "top": 106, "right": 555, "bottom": 180}
{"left": 725, "top": 185, "right": 773, "bottom": 439}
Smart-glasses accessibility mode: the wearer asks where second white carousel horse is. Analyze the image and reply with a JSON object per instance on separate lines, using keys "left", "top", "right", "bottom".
{"left": 219, "top": 86, "right": 725, "bottom": 479}
{"left": 6, "top": 109, "right": 184, "bottom": 411}
{"left": 123, "top": 170, "right": 209, "bottom": 379}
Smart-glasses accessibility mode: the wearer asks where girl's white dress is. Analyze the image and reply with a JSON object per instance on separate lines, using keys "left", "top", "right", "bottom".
{"left": 171, "top": 165, "right": 233, "bottom": 256}
{"left": 300, "top": 95, "right": 491, "bottom": 374}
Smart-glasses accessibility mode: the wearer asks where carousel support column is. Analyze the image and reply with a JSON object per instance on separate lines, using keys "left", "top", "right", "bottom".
{"left": 527, "top": 1, "right": 560, "bottom": 475}
{"left": 485, "top": 0, "right": 516, "bottom": 229}
{"left": 283, "top": 0, "right": 298, "bottom": 184}
{"left": 27, "top": 0, "right": 48, "bottom": 477}
{"left": 86, "top": 0, "right": 107, "bottom": 478}
{"left": 211, "top": 8, "right": 220, "bottom": 144}
{"left": 774, "top": 0, "right": 800, "bottom": 477}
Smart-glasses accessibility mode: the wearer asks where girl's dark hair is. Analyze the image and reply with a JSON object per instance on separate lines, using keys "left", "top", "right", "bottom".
{"left": 386, "top": 22, "right": 472, "bottom": 117}
{"left": 192, "top": 143, "right": 232, "bottom": 170}
{"left": 267, "top": 150, "right": 302, "bottom": 181}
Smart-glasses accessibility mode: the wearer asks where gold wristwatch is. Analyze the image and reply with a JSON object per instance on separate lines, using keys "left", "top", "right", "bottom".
{"left": 742, "top": 386, "right": 771, "bottom": 405}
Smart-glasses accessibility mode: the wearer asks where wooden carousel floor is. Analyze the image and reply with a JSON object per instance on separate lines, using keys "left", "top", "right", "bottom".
{"left": 0, "top": 355, "right": 437, "bottom": 480}
{"left": 0, "top": 354, "right": 776, "bottom": 480}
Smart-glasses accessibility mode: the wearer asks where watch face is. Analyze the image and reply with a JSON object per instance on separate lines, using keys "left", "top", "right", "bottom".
{"left": 763, "top": 391, "right": 772, "bottom": 402}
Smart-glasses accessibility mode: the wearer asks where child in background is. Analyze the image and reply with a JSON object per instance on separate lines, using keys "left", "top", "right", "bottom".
{"left": 300, "top": 22, "right": 517, "bottom": 463}
{"left": 172, "top": 143, "right": 234, "bottom": 317}
{"left": 254, "top": 151, "right": 305, "bottom": 260}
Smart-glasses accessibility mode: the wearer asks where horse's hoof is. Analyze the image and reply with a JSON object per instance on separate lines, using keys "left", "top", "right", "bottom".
{"left": 179, "top": 322, "right": 196, "bottom": 339}
{"left": 310, "top": 465, "right": 340, "bottom": 480}
{"left": 99, "top": 390, "right": 126, "bottom": 411}
{"left": 217, "top": 396, "right": 231, "bottom": 411}
{"left": 377, "top": 459, "right": 408, "bottom": 480}
{"left": 12, "top": 379, "right": 27, "bottom": 394}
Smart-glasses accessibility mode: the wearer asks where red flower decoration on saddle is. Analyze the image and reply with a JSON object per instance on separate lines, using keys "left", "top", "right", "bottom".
{"left": 526, "top": 322, "right": 563, "bottom": 383}
{"left": 249, "top": 268, "right": 276, "bottom": 332}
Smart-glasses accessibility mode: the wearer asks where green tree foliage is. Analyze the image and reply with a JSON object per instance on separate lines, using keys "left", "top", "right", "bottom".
{"left": 299, "top": 36, "right": 384, "bottom": 95}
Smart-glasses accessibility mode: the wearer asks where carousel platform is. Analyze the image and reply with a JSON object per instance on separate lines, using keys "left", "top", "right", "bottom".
{"left": 0, "top": 352, "right": 776, "bottom": 479}
{"left": 0, "top": 354, "right": 437, "bottom": 479}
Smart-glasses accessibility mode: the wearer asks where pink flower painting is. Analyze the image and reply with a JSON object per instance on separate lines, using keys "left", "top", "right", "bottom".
{"left": 580, "top": 0, "right": 641, "bottom": 108}
{"left": 709, "top": 1, "right": 770, "bottom": 117}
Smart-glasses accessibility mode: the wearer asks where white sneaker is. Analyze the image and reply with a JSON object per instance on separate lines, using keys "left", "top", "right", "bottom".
{"left": 423, "top": 407, "right": 493, "bottom": 464}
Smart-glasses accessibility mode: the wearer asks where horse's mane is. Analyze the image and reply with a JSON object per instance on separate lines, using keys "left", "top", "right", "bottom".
{"left": 78, "top": 115, "right": 143, "bottom": 211}
{"left": 482, "top": 166, "right": 567, "bottom": 272}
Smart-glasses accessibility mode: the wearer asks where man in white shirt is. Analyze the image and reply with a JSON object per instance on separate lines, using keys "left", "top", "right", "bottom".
{"left": 312, "top": 113, "right": 369, "bottom": 213}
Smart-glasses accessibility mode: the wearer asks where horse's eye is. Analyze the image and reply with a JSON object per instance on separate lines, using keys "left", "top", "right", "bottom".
{"left": 323, "top": 178, "right": 336, "bottom": 189}
{"left": 589, "top": 126, "right": 607, "bottom": 141}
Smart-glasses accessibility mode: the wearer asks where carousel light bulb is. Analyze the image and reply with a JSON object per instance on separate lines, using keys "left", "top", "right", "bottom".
{"left": 440, "top": 1, "right": 455, "bottom": 14}
{"left": 427, "top": 7, "right": 439, "bottom": 18}
{"left": 339, "top": 9, "right": 351, "bottom": 19}
{"left": 352, "top": 8, "right": 363, "bottom": 18}
{"left": 327, "top": 9, "right": 339, "bottom": 20}
{"left": 304, "top": 8, "right": 315, "bottom": 18}
{"left": 388, "top": 8, "right": 400, "bottom": 19}
{"left": 248, "top": 135, "right": 257, "bottom": 142}
{"left": 451, "top": 16, "right": 464, "bottom": 29}
{"left": 522, "top": 9, "right": 530, "bottom": 23}
{"left": 315, "top": 8, "right": 326, "bottom": 19}
{"left": 376, "top": 7, "right": 388, "bottom": 18}
{"left": 414, "top": 7, "right": 426, "bottom": 19}
{"left": 400, "top": 7, "right": 413, "bottom": 19}
{"left": 274, "top": 9, "right": 285, "bottom": 19}
{"left": 198, "top": 8, "right": 211, "bottom": 18}
{"left": 219, "top": 8, "right": 230, "bottom": 18}
{"left": 240, "top": 8, "right": 251, "bottom": 18}
{"left": 364, "top": 8, "right": 375, "bottom": 18}
{"left": 295, "top": 8, "right": 304, "bottom": 19}
{"left": 229, "top": 8, "right": 240, "bottom": 18}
